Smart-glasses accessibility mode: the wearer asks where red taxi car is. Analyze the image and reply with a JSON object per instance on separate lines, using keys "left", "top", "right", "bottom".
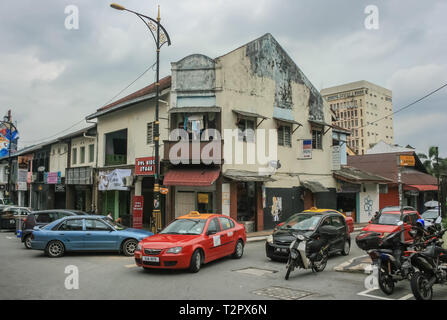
{"left": 134, "top": 211, "right": 247, "bottom": 273}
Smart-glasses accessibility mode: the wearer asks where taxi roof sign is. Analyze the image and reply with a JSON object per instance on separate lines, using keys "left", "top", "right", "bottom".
{"left": 188, "top": 211, "right": 201, "bottom": 216}
{"left": 399, "top": 155, "right": 415, "bottom": 167}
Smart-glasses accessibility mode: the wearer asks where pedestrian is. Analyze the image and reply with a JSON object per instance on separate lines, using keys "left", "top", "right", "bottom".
{"left": 106, "top": 211, "right": 113, "bottom": 221}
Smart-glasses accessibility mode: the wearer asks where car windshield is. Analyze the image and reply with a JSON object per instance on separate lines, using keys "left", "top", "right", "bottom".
{"left": 377, "top": 213, "right": 401, "bottom": 225}
{"left": 160, "top": 219, "right": 206, "bottom": 235}
{"left": 422, "top": 210, "right": 439, "bottom": 220}
{"left": 280, "top": 213, "right": 322, "bottom": 231}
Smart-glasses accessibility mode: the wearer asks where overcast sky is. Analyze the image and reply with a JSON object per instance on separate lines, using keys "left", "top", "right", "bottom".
{"left": 1, "top": 0, "right": 446, "bottom": 157}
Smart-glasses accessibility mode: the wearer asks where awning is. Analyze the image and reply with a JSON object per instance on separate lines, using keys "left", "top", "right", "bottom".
{"left": 301, "top": 180, "right": 329, "bottom": 193}
{"left": 163, "top": 168, "right": 220, "bottom": 186}
{"left": 169, "top": 106, "right": 221, "bottom": 114}
{"left": 273, "top": 117, "right": 302, "bottom": 126}
{"left": 309, "top": 119, "right": 333, "bottom": 128}
{"left": 223, "top": 169, "right": 275, "bottom": 182}
{"left": 406, "top": 185, "right": 438, "bottom": 191}
{"left": 232, "top": 109, "right": 268, "bottom": 119}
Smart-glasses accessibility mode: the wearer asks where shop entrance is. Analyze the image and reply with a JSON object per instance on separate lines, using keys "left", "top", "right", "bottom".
{"left": 337, "top": 192, "right": 357, "bottom": 222}
{"left": 237, "top": 182, "right": 256, "bottom": 223}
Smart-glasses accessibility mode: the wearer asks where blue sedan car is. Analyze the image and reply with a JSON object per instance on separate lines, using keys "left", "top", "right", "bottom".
{"left": 30, "top": 215, "right": 153, "bottom": 258}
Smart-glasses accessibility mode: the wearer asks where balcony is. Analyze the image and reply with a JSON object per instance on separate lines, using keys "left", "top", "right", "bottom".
{"left": 105, "top": 154, "right": 127, "bottom": 166}
{"left": 163, "top": 140, "right": 223, "bottom": 164}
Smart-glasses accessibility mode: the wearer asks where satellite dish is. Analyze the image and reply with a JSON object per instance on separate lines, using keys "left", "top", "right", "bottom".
{"left": 269, "top": 160, "right": 281, "bottom": 169}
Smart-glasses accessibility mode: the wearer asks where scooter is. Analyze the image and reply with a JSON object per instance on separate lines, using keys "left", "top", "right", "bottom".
{"left": 285, "top": 225, "right": 338, "bottom": 280}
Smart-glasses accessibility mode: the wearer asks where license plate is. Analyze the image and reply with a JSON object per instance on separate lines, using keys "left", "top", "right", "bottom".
{"left": 142, "top": 256, "right": 159, "bottom": 262}
{"left": 275, "top": 248, "right": 288, "bottom": 253}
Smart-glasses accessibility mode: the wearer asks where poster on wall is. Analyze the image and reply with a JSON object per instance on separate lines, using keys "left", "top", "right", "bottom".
{"left": 271, "top": 196, "right": 282, "bottom": 222}
{"left": 98, "top": 169, "right": 131, "bottom": 191}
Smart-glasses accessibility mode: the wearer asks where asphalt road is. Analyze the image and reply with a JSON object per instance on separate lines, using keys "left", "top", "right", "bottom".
{"left": 1, "top": 231, "right": 446, "bottom": 300}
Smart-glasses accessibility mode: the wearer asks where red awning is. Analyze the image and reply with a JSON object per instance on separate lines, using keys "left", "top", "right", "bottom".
{"left": 406, "top": 185, "right": 438, "bottom": 191}
{"left": 163, "top": 168, "right": 220, "bottom": 186}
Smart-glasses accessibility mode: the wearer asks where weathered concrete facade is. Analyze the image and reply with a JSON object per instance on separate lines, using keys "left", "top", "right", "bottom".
{"left": 165, "top": 34, "right": 337, "bottom": 231}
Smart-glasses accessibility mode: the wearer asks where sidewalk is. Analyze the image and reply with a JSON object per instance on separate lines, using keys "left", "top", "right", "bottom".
{"left": 246, "top": 223, "right": 368, "bottom": 242}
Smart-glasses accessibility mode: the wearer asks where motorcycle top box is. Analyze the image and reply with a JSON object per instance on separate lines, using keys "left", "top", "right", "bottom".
{"left": 355, "top": 231, "right": 382, "bottom": 250}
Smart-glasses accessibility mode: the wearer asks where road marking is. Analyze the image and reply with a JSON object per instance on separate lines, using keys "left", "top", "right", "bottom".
{"left": 398, "top": 294, "right": 414, "bottom": 300}
{"left": 358, "top": 288, "right": 414, "bottom": 300}
{"left": 357, "top": 288, "right": 394, "bottom": 300}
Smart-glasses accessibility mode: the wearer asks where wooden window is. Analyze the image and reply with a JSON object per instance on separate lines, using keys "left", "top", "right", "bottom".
{"left": 237, "top": 119, "right": 255, "bottom": 142}
{"left": 312, "top": 129, "right": 323, "bottom": 150}
{"left": 277, "top": 125, "right": 291, "bottom": 147}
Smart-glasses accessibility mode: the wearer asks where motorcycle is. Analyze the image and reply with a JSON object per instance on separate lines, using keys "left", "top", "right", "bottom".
{"left": 408, "top": 228, "right": 447, "bottom": 300}
{"left": 356, "top": 220, "right": 434, "bottom": 295}
{"left": 285, "top": 225, "right": 339, "bottom": 280}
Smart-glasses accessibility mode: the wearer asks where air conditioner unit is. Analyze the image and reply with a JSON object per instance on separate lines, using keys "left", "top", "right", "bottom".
{"left": 123, "top": 176, "right": 134, "bottom": 187}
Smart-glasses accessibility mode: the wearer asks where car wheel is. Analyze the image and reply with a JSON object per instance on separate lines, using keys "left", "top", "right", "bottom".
{"left": 24, "top": 235, "right": 32, "bottom": 249}
{"left": 189, "top": 250, "right": 202, "bottom": 273}
{"left": 232, "top": 240, "right": 244, "bottom": 259}
{"left": 45, "top": 240, "right": 65, "bottom": 258}
{"left": 341, "top": 240, "right": 350, "bottom": 256}
{"left": 122, "top": 239, "right": 138, "bottom": 256}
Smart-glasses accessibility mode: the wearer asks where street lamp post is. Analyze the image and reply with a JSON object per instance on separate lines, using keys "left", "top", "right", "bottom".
{"left": 110, "top": 3, "right": 171, "bottom": 233}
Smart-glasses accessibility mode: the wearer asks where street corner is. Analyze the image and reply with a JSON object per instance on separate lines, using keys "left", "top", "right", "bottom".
{"left": 333, "top": 255, "right": 372, "bottom": 274}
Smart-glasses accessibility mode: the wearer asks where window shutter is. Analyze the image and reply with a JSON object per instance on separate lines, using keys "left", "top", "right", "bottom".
{"left": 147, "top": 122, "right": 154, "bottom": 144}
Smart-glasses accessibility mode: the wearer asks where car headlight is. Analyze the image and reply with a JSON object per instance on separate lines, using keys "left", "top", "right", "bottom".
{"left": 166, "top": 247, "right": 182, "bottom": 254}
{"left": 136, "top": 243, "right": 142, "bottom": 252}
{"left": 266, "top": 235, "right": 273, "bottom": 243}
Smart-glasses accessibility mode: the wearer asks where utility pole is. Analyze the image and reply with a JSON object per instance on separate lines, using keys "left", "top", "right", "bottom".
{"left": 110, "top": 3, "right": 171, "bottom": 233}
{"left": 435, "top": 146, "right": 441, "bottom": 219}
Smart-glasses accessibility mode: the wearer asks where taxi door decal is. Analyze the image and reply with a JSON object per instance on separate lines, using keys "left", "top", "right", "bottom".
{"left": 213, "top": 235, "right": 221, "bottom": 247}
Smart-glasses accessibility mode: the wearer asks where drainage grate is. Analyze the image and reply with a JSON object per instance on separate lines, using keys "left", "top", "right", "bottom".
{"left": 233, "top": 267, "right": 278, "bottom": 276}
{"left": 252, "top": 286, "right": 314, "bottom": 300}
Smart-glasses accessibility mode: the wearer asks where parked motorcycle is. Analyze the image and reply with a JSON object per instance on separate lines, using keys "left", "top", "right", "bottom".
{"left": 408, "top": 228, "right": 447, "bottom": 300}
{"left": 285, "top": 225, "right": 339, "bottom": 280}
{"left": 356, "top": 220, "right": 433, "bottom": 295}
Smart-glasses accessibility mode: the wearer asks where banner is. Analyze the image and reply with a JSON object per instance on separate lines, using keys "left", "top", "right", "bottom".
{"left": 132, "top": 196, "right": 144, "bottom": 229}
{"left": 98, "top": 169, "right": 131, "bottom": 191}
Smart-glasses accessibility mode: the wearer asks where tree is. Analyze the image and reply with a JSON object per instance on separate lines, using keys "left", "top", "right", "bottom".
{"left": 418, "top": 146, "right": 447, "bottom": 177}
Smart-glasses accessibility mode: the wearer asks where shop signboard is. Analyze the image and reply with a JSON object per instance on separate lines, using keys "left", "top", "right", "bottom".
{"left": 132, "top": 195, "right": 144, "bottom": 229}
{"left": 302, "top": 139, "right": 312, "bottom": 159}
{"left": 45, "top": 172, "right": 61, "bottom": 184}
{"left": 399, "top": 155, "right": 415, "bottom": 167}
{"left": 135, "top": 157, "right": 156, "bottom": 176}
